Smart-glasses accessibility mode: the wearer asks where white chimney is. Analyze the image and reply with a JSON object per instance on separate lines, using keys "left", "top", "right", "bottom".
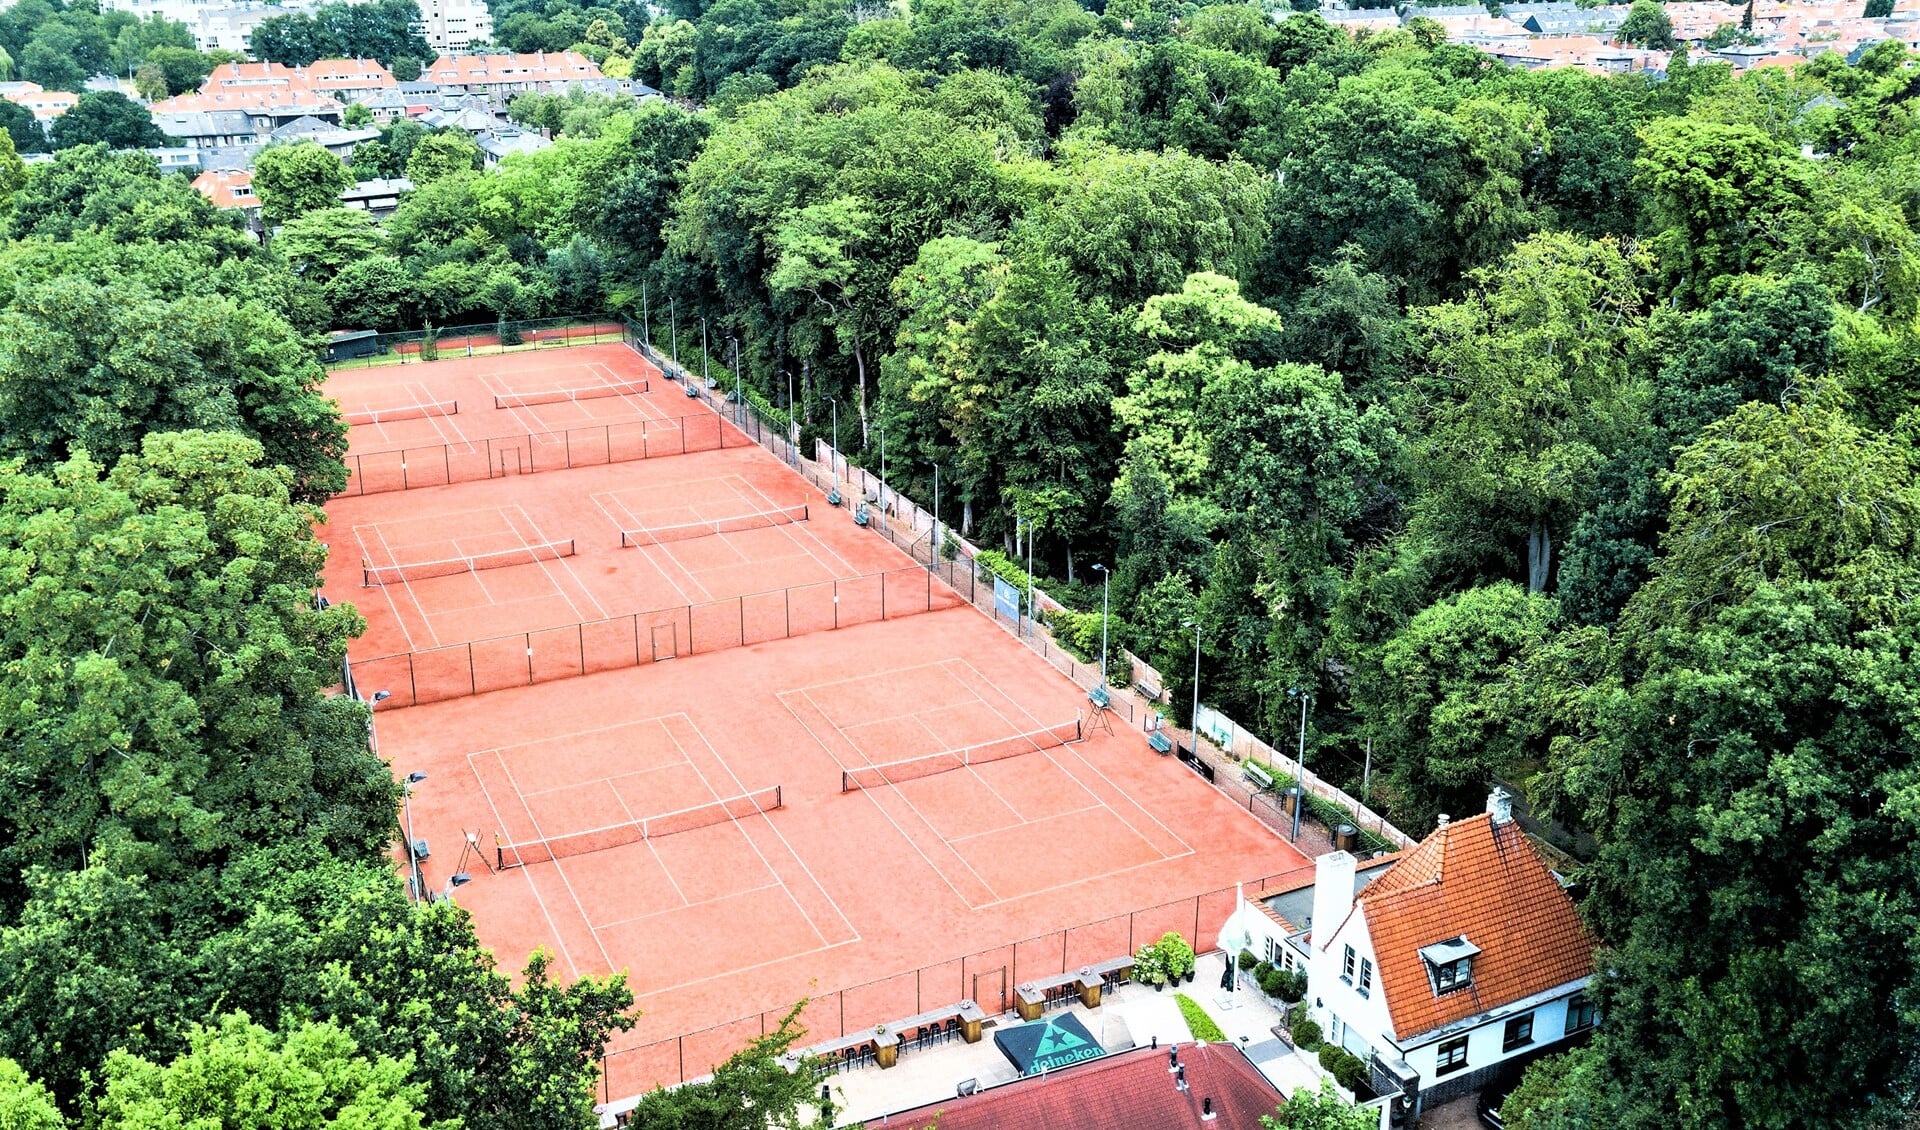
{"left": 1437, "top": 813, "right": 1450, "bottom": 830}
{"left": 1487, "top": 787, "right": 1513, "bottom": 825}
{"left": 1309, "top": 850, "right": 1357, "bottom": 947}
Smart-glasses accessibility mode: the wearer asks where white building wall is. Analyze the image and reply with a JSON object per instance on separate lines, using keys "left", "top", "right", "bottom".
{"left": 417, "top": 0, "right": 494, "bottom": 52}
{"left": 1311, "top": 908, "right": 1398, "bottom": 1059}
{"left": 1399, "top": 993, "right": 1578, "bottom": 1082}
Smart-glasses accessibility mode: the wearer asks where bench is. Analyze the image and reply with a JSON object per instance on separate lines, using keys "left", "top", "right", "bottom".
{"left": 1088, "top": 685, "right": 1111, "bottom": 710}
{"left": 1136, "top": 681, "right": 1163, "bottom": 703}
{"left": 852, "top": 503, "right": 871, "bottom": 527}
{"left": 1147, "top": 730, "right": 1173, "bottom": 755}
{"left": 1244, "top": 762, "right": 1276, "bottom": 790}
{"left": 826, "top": 486, "right": 843, "bottom": 507}
{"left": 682, "top": 383, "right": 699, "bottom": 398}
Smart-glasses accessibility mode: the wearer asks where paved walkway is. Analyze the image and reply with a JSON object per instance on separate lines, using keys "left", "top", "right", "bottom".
{"left": 820, "top": 950, "right": 1334, "bottom": 1125}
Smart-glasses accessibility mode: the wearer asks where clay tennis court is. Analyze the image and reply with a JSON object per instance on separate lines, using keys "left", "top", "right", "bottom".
{"left": 323, "top": 344, "right": 1312, "bottom": 1101}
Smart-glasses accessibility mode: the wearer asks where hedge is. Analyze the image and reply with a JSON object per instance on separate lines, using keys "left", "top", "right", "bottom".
{"left": 1174, "top": 993, "right": 1226, "bottom": 1043}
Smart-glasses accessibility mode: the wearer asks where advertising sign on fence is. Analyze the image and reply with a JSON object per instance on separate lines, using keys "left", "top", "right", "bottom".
{"left": 993, "top": 576, "right": 1020, "bottom": 622}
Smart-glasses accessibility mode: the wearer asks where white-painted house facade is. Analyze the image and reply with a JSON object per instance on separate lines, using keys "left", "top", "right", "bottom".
{"left": 1223, "top": 790, "right": 1596, "bottom": 1119}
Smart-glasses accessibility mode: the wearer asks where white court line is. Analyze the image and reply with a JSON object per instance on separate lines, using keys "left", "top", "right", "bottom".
{"left": 665, "top": 713, "right": 860, "bottom": 944}
{"left": 367, "top": 522, "right": 435, "bottom": 649}
{"left": 660, "top": 719, "right": 830, "bottom": 948}
{"left": 499, "top": 502, "right": 598, "bottom": 622}
{"left": 802, "top": 686, "right": 1004, "bottom": 904}
{"left": 592, "top": 882, "right": 784, "bottom": 933}
{"left": 492, "top": 750, "right": 620, "bottom": 973}
{"left": 403, "top": 380, "right": 468, "bottom": 450}
{"left": 476, "top": 370, "right": 552, "bottom": 437}
{"left": 515, "top": 758, "right": 687, "bottom": 799}
{"left": 946, "top": 657, "right": 1194, "bottom": 858}
{"left": 466, "top": 750, "right": 582, "bottom": 980}
{"left": 775, "top": 687, "right": 985, "bottom": 909}
{"left": 945, "top": 803, "right": 1106, "bottom": 844}
{"left": 588, "top": 492, "right": 702, "bottom": 606}
{"left": 729, "top": 472, "right": 859, "bottom": 579}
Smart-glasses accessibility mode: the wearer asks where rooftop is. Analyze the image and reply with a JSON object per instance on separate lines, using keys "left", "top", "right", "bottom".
{"left": 1346, "top": 812, "right": 1594, "bottom": 1041}
{"left": 875, "top": 1041, "right": 1285, "bottom": 1130}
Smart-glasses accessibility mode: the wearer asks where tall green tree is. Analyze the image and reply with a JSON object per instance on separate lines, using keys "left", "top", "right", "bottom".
{"left": 96, "top": 1015, "right": 433, "bottom": 1130}
{"left": 48, "top": 93, "right": 174, "bottom": 151}
{"left": 1409, "top": 232, "right": 1649, "bottom": 592}
{"left": 251, "top": 142, "right": 354, "bottom": 227}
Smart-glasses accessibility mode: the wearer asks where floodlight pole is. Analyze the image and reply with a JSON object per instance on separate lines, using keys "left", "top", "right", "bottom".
{"left": 929, "top": 463, "right": 940, "bottom": 574}
{"left": 1024, "top": 512, "right": 1035, "bottom": 637}
{"left": 641, "top": 281, "right": 649, "bottom": 347}
{"left": 669, "top": 296, "right": 678, "bottom": 365}
{"left": 701, "top": 317, "right": 709, "bottom": 387}
{"left": 1289, "top": 688, "right": 1310, "bottom": 842}
{"left": 1092, "top": 564, "right": 1109, "bottom": 687}
{"left": 402, "top": 770, "right": 427, "bottom": 903}
{"left": 1186, "top": 619, "right": 1201, "bottom": 756}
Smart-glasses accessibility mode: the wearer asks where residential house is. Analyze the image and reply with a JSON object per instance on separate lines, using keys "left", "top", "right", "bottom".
{"left": 191, "top": 167, "right": 259, "bottom": 212}
{"left": 150, "top": 89, "right": 344, "bottom": 133}
{"left": 475, "top": 127, "right": 550, "bottom": 166}
{"left": 150, "top": 109, "right": 260, "bottom": 149}
{"left": 417, "top": 0, "right": 494, "bottom": 52}
{"left": 268, "top": 116, "right": 379, "bottom": 160}
{"left": 1225, "top": 789, "right": 1595, "bottom": 1118}
{"left": 424, "top": 51, "right": 605, "bottom": 98}
{"left": 341, "top": 177, "right": 413, "bottom": 219}
{"left": 2, "top": 83, "right": 79, "bottom": 126}
{"left": 361, "top": 83, "right": 444, "bottom": 123}
{"left": 1520, "top": 3, "right": 1629, "bottom": 35}
{"left": 301, "top": 58, "right": 397, "bottom": 104}
{"left": 145, "top": 146, "right": 206, "bottom": 173}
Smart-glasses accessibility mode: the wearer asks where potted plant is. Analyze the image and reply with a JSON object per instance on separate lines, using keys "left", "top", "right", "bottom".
{"left": 1157, "top": 933, "right": 1196, "bottom": 984}
{"left": 1133, "top": 946, "right": 1168, "bottom": 991}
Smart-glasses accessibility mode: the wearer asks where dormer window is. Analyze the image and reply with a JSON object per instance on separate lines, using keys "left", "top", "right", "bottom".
{"left": 1418, "top": 936, "right": 1480, "bottom": 997}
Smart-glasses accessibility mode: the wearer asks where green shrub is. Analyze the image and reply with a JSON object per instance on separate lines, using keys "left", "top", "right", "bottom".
{"left": 1291, "top": 1018, "right": 1323, "bottom": 1050}
{"left": 419, "top": 323, "right": 438, "bottom": 362}
{"left": 1286, "top": 1003, "right": 1307, "bottom": 1028}
{"left": 498, "top": 318, "right": 522, "bottom": 346}
{"left": 1303, "top": 793, "right": 1397, "bottom": 855}
{"left": 1257, "top": 965, "right": 1285, "bottom": 996}
{"left": 1276, "top": 968, "right": 1307, "bottom": 1004}
{"left": 1318, "top": 1045, "right": 1370, "bottom": 1092}
{"left": 1132, "top": 946, "right": 1167, "bottom": 985}
{"left": 1238, "top": 949, "right": 1259, "bottom": 970}
{"left": 973, "top": 548, "right": 1031, "bottom": 598}
{"left": 1174, "top": 993, "right": 1226, "bottom": 1042}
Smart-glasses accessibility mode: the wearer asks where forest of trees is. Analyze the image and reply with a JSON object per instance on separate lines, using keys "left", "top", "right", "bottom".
{"left": 0, "top": 0, "right": 1915, "bottom": 1125}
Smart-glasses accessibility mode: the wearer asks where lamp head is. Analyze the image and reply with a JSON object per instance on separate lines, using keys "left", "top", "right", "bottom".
{"left": 372, "top": 690, "right": 392, "bottom": 703}
{"left": 406, "top": 771, "right": 428, "bottom": 784}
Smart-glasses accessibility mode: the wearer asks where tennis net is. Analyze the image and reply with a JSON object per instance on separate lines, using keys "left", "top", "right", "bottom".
{"left": 840, "top": 718, "right": 1084, "bottom": 792}
{"left": 495, "top": 785, "right": 783, "bottom": 868}
{"left": 345, "top": 399, "right": 459, "bottom": 426}
{"left": 361, "top": 538, "right": 576, "bottom": 586}
{"left": 619, "top": 504, "right": 810, "bottom": 548}
{"left": 493, "top": 379, "right": 651, "bottom": 409}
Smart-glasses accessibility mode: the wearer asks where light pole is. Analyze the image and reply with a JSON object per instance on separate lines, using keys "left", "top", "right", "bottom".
{"left": 928, "top": 462, "right": 941, "bottom": 574}
{"left": 402, "top": 770, "right": 427, "bottom": 903}
{"left": 1288, "top": 688, "right": 1310, "bottom": 842}
{"left": 1182, "top": 619, "right": 1200, "bottom": 757}
{"left": 700, "top": 316, "right": 709, "bottom": 387}
{"left": 669, "top": 296, "right": 677, "bottom": 366}
{"left": 1091, "top": 564, "right": 1109, "bottom": 688}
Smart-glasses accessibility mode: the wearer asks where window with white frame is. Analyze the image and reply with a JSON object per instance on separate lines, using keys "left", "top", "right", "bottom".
{"left": 1358, "top": 957, "right": 1373, "bottom": 998}
{"left": 1434, "top": 957, "right": 1472, "bottom": 995}
{"left": 1435, "top": 1036, "right": 1469, "bottom": 1075}
{"left": 1342, "top": 944, "right": 1356, "bottom": 984}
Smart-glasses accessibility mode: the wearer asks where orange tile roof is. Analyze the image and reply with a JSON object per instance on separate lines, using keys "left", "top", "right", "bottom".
{"left": 1348, "top": 813, "right": 1593, "bottom": 1040}
{"left": 424, "top": 50, "right": 602, "bottom": 85}
{"left": 191, "top": 169, "right": 257, "bottom": 210}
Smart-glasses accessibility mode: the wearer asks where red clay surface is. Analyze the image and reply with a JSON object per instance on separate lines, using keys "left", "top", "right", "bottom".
{"left": 324, "top": 346, "right": 1312, "bottom": 1101}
